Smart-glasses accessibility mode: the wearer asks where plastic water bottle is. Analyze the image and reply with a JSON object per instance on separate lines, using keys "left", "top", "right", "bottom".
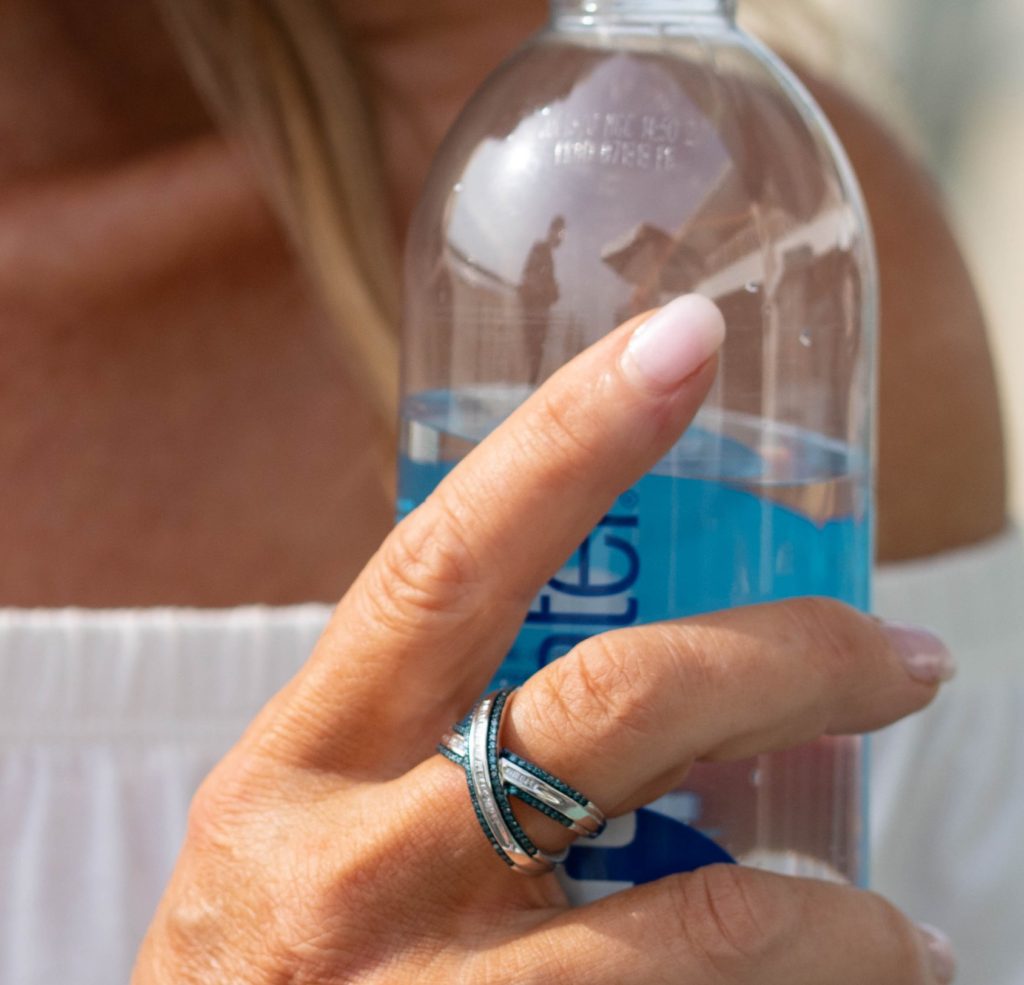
{"left": 399, "top": 0, "right": 877, "bottom": 900}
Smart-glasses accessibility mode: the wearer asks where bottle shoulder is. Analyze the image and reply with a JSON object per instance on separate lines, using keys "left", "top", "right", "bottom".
{"left": 415, "top": 29, "right": 866, "bottom": 228}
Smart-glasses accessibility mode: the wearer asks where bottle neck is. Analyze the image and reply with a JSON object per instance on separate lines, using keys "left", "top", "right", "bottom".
{"left": 551, "top": 0, "right": 737, "bottom": 29}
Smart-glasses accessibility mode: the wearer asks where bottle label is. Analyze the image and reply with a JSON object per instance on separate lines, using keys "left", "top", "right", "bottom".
{"left": 491, "top": 486, "right": 741, "bottom": 900}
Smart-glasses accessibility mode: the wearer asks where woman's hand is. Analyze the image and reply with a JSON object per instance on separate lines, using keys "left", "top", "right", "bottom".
{"left": 133, "top": 296, "right": 956, "bottom": 984}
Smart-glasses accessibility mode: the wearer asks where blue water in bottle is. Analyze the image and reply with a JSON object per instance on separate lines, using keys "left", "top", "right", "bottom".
{"left": 398, "top": 386, "right": 871, "bottom": 899}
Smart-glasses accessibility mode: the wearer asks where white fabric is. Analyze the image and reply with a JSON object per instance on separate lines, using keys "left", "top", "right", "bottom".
{"left": 0, "top": 605, "right": 327, "bottom": 985}
{"left": 0, "top": 531, "right": 1022, "bottom": 984}
{"left": 871, "top": 528, "right": 1024, "bottom": 985}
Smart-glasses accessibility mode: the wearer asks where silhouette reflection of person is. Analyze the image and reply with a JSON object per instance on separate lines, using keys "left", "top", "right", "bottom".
{"left": 517, "top": 215, "right": 566, "bottom": 382}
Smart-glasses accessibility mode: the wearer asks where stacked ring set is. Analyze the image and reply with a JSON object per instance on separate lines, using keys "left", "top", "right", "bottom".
{"left": 439, "top": 688, "right": 607, "bottom": 875}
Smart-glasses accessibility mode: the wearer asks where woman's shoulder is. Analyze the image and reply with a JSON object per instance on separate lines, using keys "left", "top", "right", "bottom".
{"left": 798, "top": 68, "right": 1007, "bottom": 564}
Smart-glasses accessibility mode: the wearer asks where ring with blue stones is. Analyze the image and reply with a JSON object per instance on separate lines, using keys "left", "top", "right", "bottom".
{"left": 438, "top": 687, "right": 607, "bottom": 876}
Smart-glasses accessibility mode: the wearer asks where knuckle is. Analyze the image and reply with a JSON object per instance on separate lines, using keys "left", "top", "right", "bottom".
{"left": 365, "top": 506, "right": 484, "bottom": 634}
{"left": 859, "top": 890, "right": 932, "bottom": 980}
{"left": 656, "top": 620, "right": 728, "bottom": 700}
{"left": 781, "top": 596, "right": 860, "bottom": 684}
{"left": 184, "top": 752, "right": 291, "bottom": 854}
{"left": 185, "top": 767, "right": 241, "bottom": 851}
{"left": 539, "top": 632, "right": 659, "bottom": 744}
{"left": 671, "top": 865, "right": 792, "bottom": 972}
{"left": 528, "top": 663, "right": 600, "bottom": 749}
{"left": 519, "top": 385, "right": 604, "bottom": 478}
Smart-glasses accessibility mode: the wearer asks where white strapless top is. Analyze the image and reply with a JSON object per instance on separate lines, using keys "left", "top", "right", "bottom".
{"left": 1, "top": 529, "right": 1022, "bottom": 985}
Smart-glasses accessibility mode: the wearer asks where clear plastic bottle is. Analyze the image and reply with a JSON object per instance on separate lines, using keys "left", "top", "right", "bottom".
{"left": 399, "top": 0, "right": 877, "bottom": 899}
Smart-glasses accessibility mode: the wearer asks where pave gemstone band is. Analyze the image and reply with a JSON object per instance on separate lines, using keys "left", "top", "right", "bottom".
{"left": 438, "top": 687, "right": 607, "bottom": 874}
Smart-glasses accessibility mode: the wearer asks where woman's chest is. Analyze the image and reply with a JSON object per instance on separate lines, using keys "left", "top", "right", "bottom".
{"left": 0, "top": 239, "right": 393, "bottom": 607}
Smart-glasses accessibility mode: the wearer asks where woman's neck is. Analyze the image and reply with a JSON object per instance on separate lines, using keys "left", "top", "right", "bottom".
{"left": 0, "top": 0, "right": 549, "bottom": 238}
{"left": 340, "top": 0, "right": 550, "bottom": 242}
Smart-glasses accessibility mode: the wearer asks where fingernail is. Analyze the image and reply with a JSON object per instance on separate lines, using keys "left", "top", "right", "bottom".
{"left": 918, "top": 923, "right": 957, "bottom": 983}
{"left": 883, "top": 621, "right": 957, "bottom": 684}
{"left": 620, "top": 294, "right": 726, "bottom": 391}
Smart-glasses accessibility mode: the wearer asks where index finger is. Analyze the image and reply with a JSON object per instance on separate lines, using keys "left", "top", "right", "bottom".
{"left": 262, "top": 295, "right": 726, "bottom": 773}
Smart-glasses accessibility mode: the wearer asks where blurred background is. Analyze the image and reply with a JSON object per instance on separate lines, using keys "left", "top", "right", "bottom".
{"left": 747, "top": 0, "right": 1024, "bottom": 520}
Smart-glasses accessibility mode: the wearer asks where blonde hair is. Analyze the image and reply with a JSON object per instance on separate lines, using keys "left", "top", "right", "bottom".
{"left": 159, "top": 0, "right": 401, "bottom": 430}
{"left": 160, "top": 1, "right": 840, "bottom": 432}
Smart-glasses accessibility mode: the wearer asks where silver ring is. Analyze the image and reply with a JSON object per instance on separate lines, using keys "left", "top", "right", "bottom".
{"left": 440, "top": 731, "right": 604, "bottom": 837}
{"left": 467, "top": 694, "right": 564, "bottom": 873}
{"left": 438, "top": 688, "right": 607, "bottom": 875}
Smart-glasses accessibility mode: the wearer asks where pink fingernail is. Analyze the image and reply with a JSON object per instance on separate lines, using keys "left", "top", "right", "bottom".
{"left": 620, "top": 294, "right": 726, "bottom": 391}
{"left": 918, "top": 923, "right": 957, "bottom": 983}
{"left": 884, "top": 622, "right": 957, "bottom": 685}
